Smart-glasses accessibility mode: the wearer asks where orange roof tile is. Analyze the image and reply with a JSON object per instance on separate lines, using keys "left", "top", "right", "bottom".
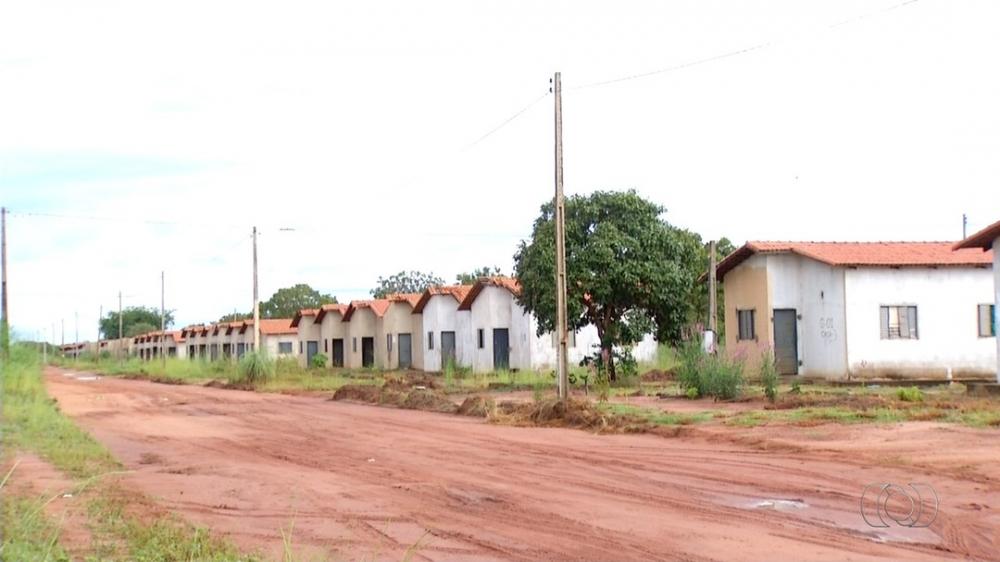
{"left": 342, "top": 300, "right": 392, "bottom": 321}
{"left": 411, "top": 285, "right": 473, "bottom": 314}
{"left": 716, "top": 241, "right": 994, "bottom": 280}
{"left": 955, "top": 219, "right": 1000, "bottom": 251}
{"left": 259, "top": 318, "right": 297, "bottom": 335}
{"left": 315, "top": 303, "right": 348, "bottom": 323}
{"left": 290, "top": 308, "right": 319, "bottom": 327}
{"left": 457, "top": 277, "right": 521, "bottom": 310}
{"left": 387, "top": 293, "right": 422, "bottom": 307}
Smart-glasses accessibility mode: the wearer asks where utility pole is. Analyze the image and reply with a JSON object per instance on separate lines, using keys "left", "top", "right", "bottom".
{"left": 118, "top": 290, "right": 123, "bottom": 364}
{"left": 160, "top": 271, "right": 166, "bottom": 367}
{"left": 552, "top": 72, "right": 569, "bottom": 400}
{"left": 1, "top": 206, "right": 8, "bottom": 359}
{"left": 252, "top": 227, "right": 260, "bottom": 353}
{"left": 962, "top": 213, "right": 968, "bottom": 239}
{"left": 707, "top": 240, "right": 718, "bottom": 354}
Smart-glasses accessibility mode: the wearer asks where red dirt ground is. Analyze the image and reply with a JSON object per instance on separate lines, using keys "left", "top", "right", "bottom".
{"left": 43, "top": 367, "right": 1000, "bottom": 561}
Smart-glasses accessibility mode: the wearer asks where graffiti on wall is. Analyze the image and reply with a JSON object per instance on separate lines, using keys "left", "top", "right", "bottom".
{"left": 819, "top": 317, "right": 838, "bottom": 344}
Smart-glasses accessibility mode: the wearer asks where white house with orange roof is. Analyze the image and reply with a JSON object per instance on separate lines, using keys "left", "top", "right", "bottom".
{"left": 412, "top": 285, "right": 472, "bottom": 372}
{"left": 956, "top": 220, "right": 1000, "bottom": 382}
{"left": 714, "top": 241, "right": 996, "bottom": 380}
{"left": 291, "top": 308, "right": 321, "bottom": 366}
{"left": 455, "top": 277, "right": 657, "bottom": 373}
{"left": 315, "top": 304, "right": 349, "bottom": 367}
{"left": 383, "top": 293, "right": 423, "bottom": 370}
{"left": 342, "top": 300, "right": 390, "bottom": 368}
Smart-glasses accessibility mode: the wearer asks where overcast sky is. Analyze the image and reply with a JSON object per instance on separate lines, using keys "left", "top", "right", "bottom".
{"left": 1, "top": 0, "right": 998, "bottom": 342}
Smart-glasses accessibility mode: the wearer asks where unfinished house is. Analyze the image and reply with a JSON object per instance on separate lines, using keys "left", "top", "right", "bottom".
{"left": 412, "top": 285, "right": 472, "bottom": 372}
{"left": 955, "top": 219, "right": 1000, "bottom": 381}
{"left": 316, "top": 304, "right": 349, "bottom": 367}
{"left": 291, "top": 309, "right": 321, "bottom": 367}
{"left": 715, "top": 241, "right": 996, "bottom": 380}
{"left": 342, "top": 300, "right": 390, "bottom": 368}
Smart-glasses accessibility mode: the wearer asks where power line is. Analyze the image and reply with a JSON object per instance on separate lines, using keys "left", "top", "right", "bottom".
{"left": 463, "top": 90, "right": 550, "bottom": 150}
{"left": 569, "top": 0, "right": 923, "bottom": 92}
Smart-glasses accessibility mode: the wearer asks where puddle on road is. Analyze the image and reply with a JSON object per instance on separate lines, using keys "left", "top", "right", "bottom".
{"left": 749, "top": 498, "right": 808, "bottom": 511}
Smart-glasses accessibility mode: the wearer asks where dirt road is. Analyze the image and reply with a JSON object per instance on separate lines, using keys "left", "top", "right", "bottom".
{"left": 45, "top": 368, "right": 1000, "bottom": 561}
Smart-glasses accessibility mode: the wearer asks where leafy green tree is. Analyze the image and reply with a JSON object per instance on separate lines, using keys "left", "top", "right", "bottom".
{"left": 100, "top": 306, "right": 174, "bottom": 339}
{"left": 371, "top": 271, "right": 444, "bottom": 298}
{"left": 455, "top": 266, "right": 504, "bottom": 284}
{"left": 514, "top": 190, "right": 701, "bottom": 380}
{"left": 218, "top": 311, "right": 252, "bottom": 323}
{"left": 260, "top": 284, "right": 337, "bottom": 319}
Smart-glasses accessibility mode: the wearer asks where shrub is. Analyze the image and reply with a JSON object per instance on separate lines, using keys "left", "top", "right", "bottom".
{"left": 685, "top": 386, "right": 699, "bottom": 400}
{"left": 759, "top": 352, "right": 778, "bottom": 403}
{"left": 790, "top": 380, "right": 802, "bottom": 394}
{"left": 236, "top": 351, "right": 274, "bottom": 386}
{"left": 675, "top": 337, "right": 744, "bottom": 400}
{"left": 896, "top": 386, "right": 924, "bottom": 402}
{"left": 310, "top": 353, "right": 328, "bottom": 369}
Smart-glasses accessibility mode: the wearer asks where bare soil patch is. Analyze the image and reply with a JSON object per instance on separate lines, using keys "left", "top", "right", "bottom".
{"left": 43, "top": 368, "right": 1000, "bottom": 561}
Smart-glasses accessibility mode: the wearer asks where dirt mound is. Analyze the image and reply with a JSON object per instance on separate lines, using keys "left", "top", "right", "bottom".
{"left": 641, "top": 369, "right": 675, "bottom": 382}
{"left": 457, "top": 395, "right": 495, "bottom": 417}
{"left": 494, "top": 398, "right": 642, "bottom": 433}
{"left": 383, "top": 374, "right": 441, "bottom": 392}
{"left": 122, "top": 373, "right": 186, "bottom": 385}
{"left": 765, "top": 393, "right": 890, "bottom": 411}
{"left": 331, "top": 384, "right": 381, "bottom": 403}
{"left": 402, "top": 389, "right": 458, "bottom": 413}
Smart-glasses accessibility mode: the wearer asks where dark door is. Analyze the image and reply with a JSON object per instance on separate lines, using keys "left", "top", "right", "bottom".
{"left": 398, "top": 333, "right": 412, "bottom": 370}
{"left": 306, "top": 340, "right": 319, "bottom": 365}
{"left": 773, "top": 309, "right": 799, "bottom": 375}
{"left": 332, "top": 339, "right": 344, "bottom": 367}
{"left": 236, "top": 343, "right": 245, "bottom": 359}
{"left": 440, "top": 331, "right": 456, "bottom": 369}
{"left": 361, "top": 337, "right": 375, "bottom": 367}
{"left": 492, "top": 328, "right": 510, "bottom": 370}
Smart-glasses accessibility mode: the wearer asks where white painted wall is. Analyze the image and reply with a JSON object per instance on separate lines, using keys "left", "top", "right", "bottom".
{"left": 463, "top": 286, "right": 517, "bottom": 373}
{"left": 844, "top": 266, "right": 996, "bottom": 379}
{"left": 765, "top": 253, "right": 849, "bottom": 378}
{"left": 993, "top": 237, "right": 1000, "bottom": 382}
{"left": 295, "top": 314, "right": 321, "bottom": 367}
{"left": 419, "top": 295, "right": 467, "bottom": 372}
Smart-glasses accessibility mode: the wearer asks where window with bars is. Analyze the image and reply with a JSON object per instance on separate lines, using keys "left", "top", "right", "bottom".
{"left": 278, "top": 342, "right": 292, "bottom": 354}
{"left": 880, "top": 305, "right": 918, "bottom": 339}
{"left": 978, "top": 304, "right": 996, "bottom": 337}
{"left": 737, "top": 309, "right": 755, "bottom": 341}
{"left": 428, "top": 331, "right": 434, "bottom": 350}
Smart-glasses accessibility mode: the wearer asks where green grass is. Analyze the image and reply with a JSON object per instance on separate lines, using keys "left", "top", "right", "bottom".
{"left": 4, "top": 344, "right": 258, "bottom": 561}
{"left": 599, "top": 403, "right": 715, "bottom": 426}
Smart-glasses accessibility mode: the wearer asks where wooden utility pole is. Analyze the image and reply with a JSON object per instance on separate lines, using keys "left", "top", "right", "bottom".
{"left": 708, "top": 240, "right": 718, "bottom": 354}
{"left": 118, "top": 291, "right": 123, "bottom": 364}
{"left": 252, "top": 227, "right": 260, "bottom": 353}
{"left": 1, "top": 206, "right": 8, "bottom": 359}
{"left": 160, "top": 271, "right": 166, "bottom": 367}
{"left": 553, "top": 72, "right": 569, "bottom": 400}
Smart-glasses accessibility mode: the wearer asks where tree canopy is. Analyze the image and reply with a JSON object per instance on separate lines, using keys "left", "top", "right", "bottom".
{"left": 513, "top": 190, "right": 701, "bottom": 379}
{"left": 455, "top": 266, "right": 504, "bottom": 285}
{"left": 218, "top": 311, "right": 253, "bottom": 323}
{"left": 371, "top": 271, "right": 444, "bottom": 298}
{"left": 260, "top": 284, "right": 337, "bottom": 319}
{"left": 100, "top": 306, "right": 174, "bottom": 339}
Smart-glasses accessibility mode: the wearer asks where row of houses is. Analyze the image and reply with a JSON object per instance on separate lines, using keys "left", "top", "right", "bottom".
{"left": 62, "top": 220, "right": 1000, "bottom": 381}
{"left": 290, "top": 277, "right": 656, "bottom": 373}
